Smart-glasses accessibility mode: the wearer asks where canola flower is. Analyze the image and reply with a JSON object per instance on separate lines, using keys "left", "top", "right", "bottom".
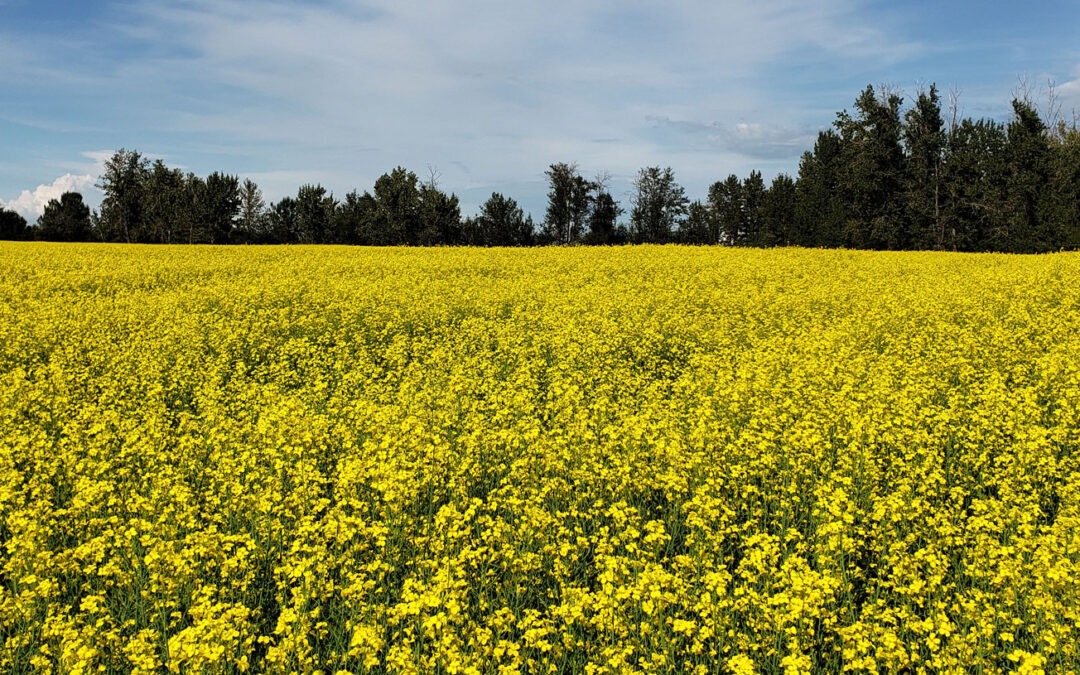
{"left": 1, "top": 242, "right": 1079, "bottom": 674}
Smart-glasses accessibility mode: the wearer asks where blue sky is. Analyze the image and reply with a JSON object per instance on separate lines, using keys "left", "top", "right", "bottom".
{"left": 3, "top": 0, "right": 1079, "bottom": 222}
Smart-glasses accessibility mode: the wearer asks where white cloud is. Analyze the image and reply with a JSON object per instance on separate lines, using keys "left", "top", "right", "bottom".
{"left": 1059, "top": 65, "right": 1080, "bottom": 117}
{"left": 104, "top": 0, "right": 923, "bottom": 203}
{"left": 4, "top": 174, "right": 97, "bottom": 221}
{"left": 0, "top": 1, "right": 931, "bottom": 214}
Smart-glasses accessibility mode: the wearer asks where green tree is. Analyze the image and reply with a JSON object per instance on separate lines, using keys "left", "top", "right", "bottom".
{"left": 762, "top": 174, "right": 797, "bottom": 246}
{"left": 471, "top": 192, "right": 533, "bottom": 246}
{"left": 0, "top": 207, "right": 29, "bottom": 241}
{"left": 742, "top": 171, "right": 767, "bottom": 246}
{"left": 200, "top": 172, "right": 242, "bottom": 244}
{"left": 369, "top": 167, "right": 421, "bottom": 245}
{"left": 236, "top": 179, "right": 269, "bottom": 243}
{"left": 941, "top": 118, "right": 1008, "bottom": 251}
{"left": 294, "top": 184, "right": 336, "bottom": 244}
{"left": 143, "top": 160, "right": 187, "bottom": 243}
{"left": 335, "top": 190, "right": 376, "bottom": 245}
{"left": 793, "top": 130, "right": 846, "bottom": 247}
{"left": 629, "top": 166, "right": 687, "bottom": 244}
{"left": 1046, "top": 125, "right": 1080, "bottom": 249}
{"left": 678, "top": 201, "right": 716, "bottom": 244}
{"left": 709, "top": 174, "right": 744, "bottom": 245}
{"left": 904, "top": 85, "right": 947, "bottom": 249}
{"left": 584, "top": 189, "right": 623, "bottom": 245}
{"left": 179, "top": 174, "right": 209, "bottom": 244}
{"left": 96, "top": 149, "right": 150, "bottom": 242}
{"left": 834, "top": 85, "right": 909, "bottom": 249}
{"left": 267, "top": 197, "right": 300, "bottom": 243}
{"left": 417, "top": 180, "right": 462, "bottom": 246}
{"left": 36, "top": 192, "right": 92, "bottom": 242}
{"left": 542, "top": 163, "right": 591, "bottom": 245}
{"left": 1004, "top": 99, "right": 1052, "bottom": 251}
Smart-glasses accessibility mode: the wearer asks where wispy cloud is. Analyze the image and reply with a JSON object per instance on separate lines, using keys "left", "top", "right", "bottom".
{"left": 90, "top": 0, "right": 923, "bottom": 206}
{"left": 645, "top": 116, "right": 817, "bottom": 161}
{"left": 17, "top": 0, "right": 1073, "bottom": 219}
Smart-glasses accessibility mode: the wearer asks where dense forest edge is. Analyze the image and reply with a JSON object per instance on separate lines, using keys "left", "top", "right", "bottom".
{"left": 3, "top": 83, "right": 1079, "bottom": 253}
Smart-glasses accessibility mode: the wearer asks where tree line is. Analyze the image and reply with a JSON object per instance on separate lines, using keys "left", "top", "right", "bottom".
{"left": 3, "top": 83, "right": 1079, "bottom": 252}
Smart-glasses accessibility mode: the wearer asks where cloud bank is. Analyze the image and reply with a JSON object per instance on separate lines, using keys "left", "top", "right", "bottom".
{"left": 3, "top": 174, "right": 97, "bottom": 221}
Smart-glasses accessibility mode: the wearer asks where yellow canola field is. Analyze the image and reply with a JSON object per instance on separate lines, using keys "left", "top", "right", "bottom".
{"left": 1, "top": 243, "right": 1079, "bottom": 675}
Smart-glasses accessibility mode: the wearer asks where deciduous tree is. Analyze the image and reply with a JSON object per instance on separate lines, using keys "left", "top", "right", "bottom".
{"left": 629, "top": 166, "right": 687, "bottom": 244}
{"left": 678, "top": 201, "right": 716, "bottom": 244}
{"left": 96, "top": 148, "right": 149, "bottom": 243}
{"left": 709, "top": 174, "right": 744, "bottom": 245}
{"left": 742, "top": 171, "right": 767, "bottom": 246}
{"left": 542, "top": 163, "right": 591, "bottom": 245}
{"left": 143, "top": 160, "right": 186, "bottom": 243}
{"left": 236, "top": 179, "right": 269, "bottom": 243}
{"left": 200, "top": 172, "right": 242, "bottom": 244}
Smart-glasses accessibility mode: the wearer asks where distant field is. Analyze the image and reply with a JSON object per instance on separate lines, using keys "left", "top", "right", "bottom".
{"left": 1, "top": 243, "right": 1078, "bottom": 674}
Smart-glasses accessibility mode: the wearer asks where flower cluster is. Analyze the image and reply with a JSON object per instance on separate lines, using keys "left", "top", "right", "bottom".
{"left": 1, "top": 243, "right": 1078, "bottom": 673}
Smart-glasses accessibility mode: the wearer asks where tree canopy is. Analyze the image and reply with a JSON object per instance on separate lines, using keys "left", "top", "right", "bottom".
{"left": 7, "top": 81, "right": 1080, "bottom": 253}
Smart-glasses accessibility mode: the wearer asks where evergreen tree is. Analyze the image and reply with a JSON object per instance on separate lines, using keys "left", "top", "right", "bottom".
{"left": 0, "top": 207, "right": 30, "bottom": 241}
{"left": 904, "top": 85, "right": 947, "bottom": 249}
{"left": 835, "top": 85, "right": 908, "bottom": 249}
{"left": 941, "top": 118, "right": 1009, "bottom": 251}
{"left": 36, "top": 192, "right": 92, "bottom": 242}
{"left": 472, "top": 192, "right": 533, "bottom": 246}
{"left": 794, "top": 130, "right": 846, "bottom": 247}
{"left": 762, "top": 174, "right": 797, "bottom": 246}
{"left": 1004, "top": 99, "right": 1052, "bottom": 251}
{"left": 417, "top": 181, "right": 462, "bottom": 246}
{"left": 294, "top": 184, "right": 336, "bottom": 244}
{"left": 742, "top": 171, "right": 767, "bottom": 246}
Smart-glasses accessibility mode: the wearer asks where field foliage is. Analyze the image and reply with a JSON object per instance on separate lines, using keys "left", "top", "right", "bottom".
{"left": 2, "top": 243, "right": 1079, "bottom": 674}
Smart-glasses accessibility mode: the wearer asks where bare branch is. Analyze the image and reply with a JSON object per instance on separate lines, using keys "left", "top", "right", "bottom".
{"left": 424, "top": 165, "right": 441, "bottom": 190}
{"left": 1013, "top": 74, "right": 1035, "bottom": 104}
{"left": 947, "top": 85, "right": 963, "bottom": 133}
{"left": 877, "top": 81, "right": 904, "bottom": 104}
{"left": 593, "top": 170, "right": 612, "bottom": 193}
{"left": 1043, "top": 78, "right": 1062, "bottom": 135}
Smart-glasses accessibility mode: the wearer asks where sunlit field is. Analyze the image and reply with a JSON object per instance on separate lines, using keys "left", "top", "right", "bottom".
{"left": 2, "top": 243, "right": 1078, "bottom": 674}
